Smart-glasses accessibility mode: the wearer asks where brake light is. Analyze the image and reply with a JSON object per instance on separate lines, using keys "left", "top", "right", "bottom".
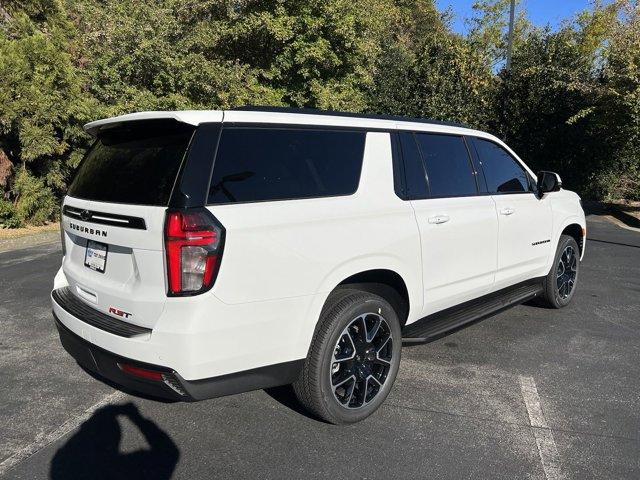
{"left": 60, "top": 205, "right": 66, "bottom": 256}
{"left": 164, "top": 209, "right": 224, "bottom": 296}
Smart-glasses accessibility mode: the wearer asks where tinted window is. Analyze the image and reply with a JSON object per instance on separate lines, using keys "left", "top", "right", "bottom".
{"left": 415, "top": 133, "right": 477, "bottom": 197}
{"left": 69, "top": 121, "right": 194, "bottom": 205}
{"left": 208, "top": 128, "right": 365, "bottom": 204}
{"left": 398, "top": 132, "right": 428, "bottom": 199}
{"left": 473, "top": 138, "right": 530, "bottom": 194}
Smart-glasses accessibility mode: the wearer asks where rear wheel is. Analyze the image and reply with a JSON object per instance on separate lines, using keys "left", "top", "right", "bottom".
{"left": 293, "top": 289, "right": 401, "bottom": 424}
{"left": 541, "top": 234, "right": 580, "bottom": 308}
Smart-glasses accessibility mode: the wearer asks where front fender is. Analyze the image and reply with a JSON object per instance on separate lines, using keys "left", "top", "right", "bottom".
{"left": 546, "top": 214, "right": 587, "bottom": 273}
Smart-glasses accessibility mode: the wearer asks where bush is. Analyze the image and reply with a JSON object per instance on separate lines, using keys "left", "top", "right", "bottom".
{"left": 12, "top": 169, "right": 57, "bottom": 226}
{"left": 0, "top": 199, "right": 23, "bottom": 228}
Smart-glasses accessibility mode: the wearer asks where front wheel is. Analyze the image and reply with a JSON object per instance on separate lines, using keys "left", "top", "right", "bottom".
{"left": 293, "top": 289, "right": 402, "bottom": 424}
{"left": 540, "top": 234, "right": 580, "bottom": 308}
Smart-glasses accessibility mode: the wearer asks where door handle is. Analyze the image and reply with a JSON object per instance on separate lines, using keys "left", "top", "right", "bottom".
{"left": 500, "top": 207, "right": 515, "bottom": 216}
{"left": 428, "top": 214, "right": 450, "bottom": 224}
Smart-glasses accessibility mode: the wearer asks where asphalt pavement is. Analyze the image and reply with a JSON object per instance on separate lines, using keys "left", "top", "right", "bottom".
{"left": 0, "top": 213, "right": 638, "bottom": 479}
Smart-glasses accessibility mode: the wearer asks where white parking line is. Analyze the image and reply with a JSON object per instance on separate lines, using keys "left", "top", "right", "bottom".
{"left": 519, "top": 376, "right": 564, "bottom": 480}
{"left": 0, "top": 391, "right": 126, "bottom": 477}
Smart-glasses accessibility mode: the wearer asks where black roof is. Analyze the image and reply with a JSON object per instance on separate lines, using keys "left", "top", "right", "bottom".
{"left": 231, "top": 106, "right": 470, "bottom": 129}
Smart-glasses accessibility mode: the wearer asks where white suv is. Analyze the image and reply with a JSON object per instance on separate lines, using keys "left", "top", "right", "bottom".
{"left": 52, "top": 107, "right": 586, "bottom": 424}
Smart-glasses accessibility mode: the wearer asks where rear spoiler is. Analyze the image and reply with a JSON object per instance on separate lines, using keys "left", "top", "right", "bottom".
{"left": 83, "top": 110, "right": 224, "bottom": 137}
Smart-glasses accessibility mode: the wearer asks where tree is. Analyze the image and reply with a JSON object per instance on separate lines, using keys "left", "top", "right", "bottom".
{"left": 366, "top": 0, "right": 495, "bottom": 128}
{"left": 491, "top": 0, "right": 639, "bottom": 198}
{"left": 595, "top": 2, "right": 640, "bottom": 199}
{"left": 0, "top": 0, "right": 90, "bottom": 225}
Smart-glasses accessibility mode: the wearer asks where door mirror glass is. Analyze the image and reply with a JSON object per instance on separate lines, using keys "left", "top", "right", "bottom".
{"left": 537, "top": 171, "right": 562, "bottom": 195}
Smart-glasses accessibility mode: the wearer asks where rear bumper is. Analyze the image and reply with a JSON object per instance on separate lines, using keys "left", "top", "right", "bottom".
{"left": 52, "top": 262, "right": 315, "bottom": 381}
{"left": 54, "top": 314, "right": 303, "bottom": 401}
{"left": 51, "top": 279, "right": 305, "bottom": 401}
{"left": 54, "top": 315, "right": 186, "bottom": 400}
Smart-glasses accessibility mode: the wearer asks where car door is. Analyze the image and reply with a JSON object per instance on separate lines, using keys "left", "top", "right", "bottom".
{"left": 469, "top": 137, "right": 553, "bottom": 289}
{"left": 400, "top": 131, "right": 498, "bottom": 316}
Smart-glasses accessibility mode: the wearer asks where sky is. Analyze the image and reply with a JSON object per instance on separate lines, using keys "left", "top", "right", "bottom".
{"left": 435, "top": 0, "right": 611, "bottom": 34}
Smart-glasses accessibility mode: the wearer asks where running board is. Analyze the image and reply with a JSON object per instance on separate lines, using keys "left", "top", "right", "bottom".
{"left": 402, "top": 278, "right": 544, "bottom": 344}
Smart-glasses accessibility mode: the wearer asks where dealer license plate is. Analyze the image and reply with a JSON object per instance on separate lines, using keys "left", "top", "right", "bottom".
{"left": 84, "top": 240, "right": 108, "bottom": 273}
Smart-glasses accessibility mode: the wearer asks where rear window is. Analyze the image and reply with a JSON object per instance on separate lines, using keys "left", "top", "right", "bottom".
{"left": 208, "top": 128, "right": 366, "bottom": 204}
{"left": 68, "top": 120, "right": 195, "bottom": 205}
{"left": 398, "top": 132, "right": 429, "bottom": 199}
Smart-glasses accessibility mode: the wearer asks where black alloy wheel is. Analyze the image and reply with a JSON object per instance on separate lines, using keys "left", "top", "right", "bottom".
{"left": 330, "top": 313, "right": 393, "bottom": 409}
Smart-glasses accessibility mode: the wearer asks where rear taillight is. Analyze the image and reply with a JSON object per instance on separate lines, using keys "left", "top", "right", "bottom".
{"left": 164, "top": 208, "right": 224, "bottom": 296}
{"left": 60, "top": 225, "right": 66, "bottom": 257}
{"left": 60, "top": 206, "right": 66, "bottom": 256}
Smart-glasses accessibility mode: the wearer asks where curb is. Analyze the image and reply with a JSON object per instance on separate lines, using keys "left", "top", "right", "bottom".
{"left": 0, "top": 230, "right": 60, "bottom": 254}
{"left": 608, "top": 205, "right": 640, "bottom": 229}
{"left": 583, "top": 201, "right": 640, "bottom": 230}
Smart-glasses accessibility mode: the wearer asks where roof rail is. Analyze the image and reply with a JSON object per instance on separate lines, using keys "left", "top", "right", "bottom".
{"left": 230, "top": 106, "right": 470, "bottom": 129}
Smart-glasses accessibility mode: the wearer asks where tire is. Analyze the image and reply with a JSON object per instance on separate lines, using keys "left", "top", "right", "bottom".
{"left": 540, "top": 234, "right": 580, "bottom": 308}
{"left": 293, "top": 289, "right": 402, "bottom": 424}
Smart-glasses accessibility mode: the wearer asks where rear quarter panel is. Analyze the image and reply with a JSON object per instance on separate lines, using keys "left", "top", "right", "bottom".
{"left": 207, "top": 132, "right": 422, "bottom": 348}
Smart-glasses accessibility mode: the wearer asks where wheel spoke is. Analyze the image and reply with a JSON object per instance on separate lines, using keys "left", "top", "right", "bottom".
{"left": 333, "top": 356, "right": 353, "bottom": 364}
{"left": 344, "top": 381, "right": 356, "bottom": 406}
{"left": 333, "top": 330, "right": 356, "bottom": 363}
{"left": 363, "top": 377, "right": 372, "bottom": 405}
{"left": 364, "top": 315, "right": 382, "bottom": 343}
{"left": 367, "top": 375, "right": 383, "bottom": 388}
{"left": 376, "top": 332, "right": 391, "bottom": 354}
{"left": 363, "top": 377, "right": 371, "bottom": 405}
{"left": 332, "top": 367, "right": 354, "bottom": 386}
{"left": 332, "top": 373, "right": 355, "bottom": 389}
{"left": 375, "top": 334, "right": 392, "bottom": 365}
{"left": 365, "top": 376, "right": 384, "bottom": 405}
{"left": 374, "top": 356, "right": 391, "bottom": 366}
{"left": 349, "top": 315, "right": 368, "bottom": 344}
{"left": 351, "top": 377, "right": 367, "bottom": 408}
{"left": 557, "top": 262, "right": 565, "bottom": 278}
{"left": 332, "top": 375, "right": 356, "bottom": 405}
{"left": 557, "top": 278, "right": 565, "bottom": 291}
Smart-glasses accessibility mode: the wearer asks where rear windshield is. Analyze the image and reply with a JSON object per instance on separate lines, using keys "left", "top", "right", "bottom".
{"left": 208, "top": 127, "right": 366, "bottom": 204}
{"left": 68, "top": 120, "right": 195, "bottom": 205}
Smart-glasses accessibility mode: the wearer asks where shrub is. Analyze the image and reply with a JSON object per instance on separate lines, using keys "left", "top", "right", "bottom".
{"left": 0, "top": 199, "right": 23, "bottom": 228}
{"left": 12, "top": 169, "right": 57, "bottom": 226}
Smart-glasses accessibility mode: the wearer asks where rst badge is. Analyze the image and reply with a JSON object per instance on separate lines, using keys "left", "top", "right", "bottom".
{"left": 109, "top": 307, "right": 132, "bottom": 319}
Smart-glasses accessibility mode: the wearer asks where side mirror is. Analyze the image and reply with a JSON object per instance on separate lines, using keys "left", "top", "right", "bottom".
{"left": 537, "top": 171, "right": 562, "bottom": 195}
